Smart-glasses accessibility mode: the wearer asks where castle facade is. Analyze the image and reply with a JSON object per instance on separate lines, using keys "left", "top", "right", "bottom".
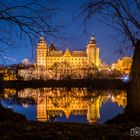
{"left": 36, "top": 35, "right": 100, "bottom": 69}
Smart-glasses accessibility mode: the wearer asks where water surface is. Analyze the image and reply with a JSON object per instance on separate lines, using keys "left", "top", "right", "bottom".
{"left": 0, "top": 88, "right": 126, "bottom": 124}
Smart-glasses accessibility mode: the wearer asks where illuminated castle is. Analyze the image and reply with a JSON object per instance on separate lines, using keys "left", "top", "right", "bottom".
{"left": 36, "top": 35, "right": 100, "bottom": 69}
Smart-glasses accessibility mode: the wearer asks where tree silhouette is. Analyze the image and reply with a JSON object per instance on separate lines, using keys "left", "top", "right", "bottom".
{"left": 80, "top": 0, "right": 140, "bottom": 114}
{"left": 0, "top": 0, "right": 63, "bottom": 52}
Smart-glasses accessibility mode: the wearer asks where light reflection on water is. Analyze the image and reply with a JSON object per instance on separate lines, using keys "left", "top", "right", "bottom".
{"left": 0, "top": 88, "right": 127, "bottom": 124}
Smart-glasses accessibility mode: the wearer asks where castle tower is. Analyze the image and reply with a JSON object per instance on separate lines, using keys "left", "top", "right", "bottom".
{"left": 86, "top": 35, "right": 100, "bottom": 67}
{"left": 87, "top": 96, "right": 101, "bottom": 124}
{"left": 36, "top": 36, "right": 47, "bottom": 69}
{"left": 36, "top": 95, "right": 47, "bottom": 122}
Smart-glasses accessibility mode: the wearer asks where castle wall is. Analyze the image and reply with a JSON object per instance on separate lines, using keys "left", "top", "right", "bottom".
{"left": 46, "top": 56, "right": 88, "bottom": 69}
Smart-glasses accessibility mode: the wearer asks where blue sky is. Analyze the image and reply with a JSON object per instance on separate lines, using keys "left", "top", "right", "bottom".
{"left": 1, "top": 0, "right": 133, "bottom": 65}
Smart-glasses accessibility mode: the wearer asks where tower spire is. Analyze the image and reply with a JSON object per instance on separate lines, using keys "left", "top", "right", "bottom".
{"left": 39, "top": 35, "right": 46, "bottom": 44}
{"left": 89, "top": 35, "right": 96, "bottom": 44}
{"left": 40, "top": 32, "right": 44, "bottom": 37}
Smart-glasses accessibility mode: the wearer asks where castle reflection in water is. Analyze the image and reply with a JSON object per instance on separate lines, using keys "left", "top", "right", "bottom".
{"left": 14, "top": 88, "right": 127, "bottom": 124}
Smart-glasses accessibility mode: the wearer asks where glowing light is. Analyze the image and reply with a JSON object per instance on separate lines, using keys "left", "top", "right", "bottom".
{"left": 121, "top": 75, "right": 130, "bottom": 82}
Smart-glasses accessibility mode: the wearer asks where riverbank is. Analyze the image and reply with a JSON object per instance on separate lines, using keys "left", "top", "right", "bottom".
{"left": 0, "top": 105, "right": 137, "bottom": 139}
{"left": 0, "top": 79, "right": 128, "bottom": 90}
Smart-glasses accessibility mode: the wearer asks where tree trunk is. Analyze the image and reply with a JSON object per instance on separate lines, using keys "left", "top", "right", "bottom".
{"left": 126, "top": 40, "right": 140, "bottom": 114}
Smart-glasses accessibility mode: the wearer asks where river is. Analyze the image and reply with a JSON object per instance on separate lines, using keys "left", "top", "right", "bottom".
{"left": 0, "top": 88, "right": 126, "bottom": 124}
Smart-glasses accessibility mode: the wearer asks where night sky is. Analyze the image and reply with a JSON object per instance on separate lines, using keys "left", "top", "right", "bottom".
{"left": 2, "top": 0, "right": 133, "bottom": 65}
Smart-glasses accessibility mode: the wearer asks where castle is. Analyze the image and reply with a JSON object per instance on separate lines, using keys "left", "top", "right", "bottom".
{"left": 36, "top": 35, "right": 100, "bottom": 69}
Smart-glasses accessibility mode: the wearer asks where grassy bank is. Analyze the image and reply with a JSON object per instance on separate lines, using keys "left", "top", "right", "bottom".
{"left": 0, "top": 105, "right": 137, "bottom": 139}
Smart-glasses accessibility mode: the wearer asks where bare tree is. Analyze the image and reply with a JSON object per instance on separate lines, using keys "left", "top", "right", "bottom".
{"left": 80, "top": 0, "right": 140, "bottom": 114}
{"left": 0, "top": 0, "right": 63, "bottom": 55}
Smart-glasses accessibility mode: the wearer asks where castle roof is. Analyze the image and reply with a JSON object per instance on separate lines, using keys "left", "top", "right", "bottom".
{"left": 49, "top": 43, "right": 57, "bottom": 51}
{"left": 47, "top": 50, "right": 87, "bottom": 57}
{"left": 64, "top": 48, "right": 71, "bottom": 57}
{"left": 71, "top": 51, "right": 87, "bottom": 57}
{"left": 39, "top": 36, "right": 46, "bottom": 43}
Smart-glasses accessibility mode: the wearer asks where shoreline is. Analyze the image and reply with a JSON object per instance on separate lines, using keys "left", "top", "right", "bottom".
{"left": 0, "top": 79, "right": 128, "bottom": 90}
{"left": 0, "top": 104, "right": 137, "bottom": 139}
